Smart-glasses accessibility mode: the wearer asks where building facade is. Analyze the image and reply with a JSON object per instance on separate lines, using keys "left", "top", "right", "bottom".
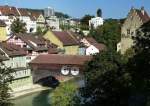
{"left": 46, "top": 16, "right": 60, "bottom": 31}
{"left": 0, "top": 20, "right": 7, "bottom": 41}
{"left": 89, "top": 17, "right": 104, "bottom": 29}
{"left": 118, "top": 7, "right": 150, "bottom": 54}
{"left": 44, "top": 30, "right": 79, "bottom": 55}
{"left": 7, "top": 33, "right": 51, "bottom": 62}
{"left": 81, "top": 37, "right": 106, "bottom": 55}
{"left": 0, "top": 42, "right": 32, "bottom": 92}
{"left": 44, "top": 7, "right": 55, "bottom": 18}
{"left": 0, "top": 6, "right": 37, "bottom": 35}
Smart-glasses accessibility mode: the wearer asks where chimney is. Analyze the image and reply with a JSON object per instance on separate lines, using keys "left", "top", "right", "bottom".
{"left": 141, "top": 6, "right": 145, "bottom": 15}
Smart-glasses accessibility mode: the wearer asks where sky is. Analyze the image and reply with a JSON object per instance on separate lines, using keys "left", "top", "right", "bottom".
{"left": 0, "top": 0, "right": 150, "bottom": 19}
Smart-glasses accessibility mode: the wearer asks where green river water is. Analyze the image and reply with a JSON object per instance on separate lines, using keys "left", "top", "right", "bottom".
{"left": 12, "top": 90, "right": 52, "bottom": 106}
{"left": 11, "top": 77, "right": 84, "bottom": 106}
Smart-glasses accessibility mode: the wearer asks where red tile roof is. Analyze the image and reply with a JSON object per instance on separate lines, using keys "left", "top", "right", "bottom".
{"left": 29, "top": 54, "right": 92, "bottom": 65}
{"left": 9, "top": 33, "right": 48, "bottom": 52}
{"left": 84, "top": 37, "right": 97, "bottom": 44}
{"left": 84, "top": 37, "right": 106, "bottom": 51}
{"left": 48, "top": 47, "right": 58, "bottom": 54}
{"left": 18, "top": 8, "right": 30, "bottom": 16}
{"left": 0, "top": 5, "right": 19, "bottom": 16}
{"left": 0, "top": 42, "right": 26, "bottom": 57}
{"left": 92, "top": 43, "right": 106, "bottom": 51}
{"left": 52, "top": 31, "right": 79, "bottom": 46}
{"left": 136, "top": 9, "right": 150, "bottom": 23}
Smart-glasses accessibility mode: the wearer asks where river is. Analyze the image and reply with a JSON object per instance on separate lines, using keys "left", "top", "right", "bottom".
{"left": 11, "top": 77, "right": 84, "bottom": 106}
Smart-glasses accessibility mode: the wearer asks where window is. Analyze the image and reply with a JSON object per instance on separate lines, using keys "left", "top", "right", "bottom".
{"left": 127, "top": 29, "right": 130, "bottom": 35}
{"left": 131, "top": 32, "right": 134, "bottom": 35}
{"left": 30, "top": 28, "right": 34, "bottom": 32}
{"left": 28, "top": 50, "right": 32, "bottom": 54}
{"left": 26, "top": 56, "right": 31, "bottom": 60}
{"left": 23, "top": 45, "right": 27, "bottom": 48}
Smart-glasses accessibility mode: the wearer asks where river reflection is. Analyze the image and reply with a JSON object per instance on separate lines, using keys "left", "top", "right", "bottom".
{"left": 12, "top": 89, "right": 52, "bottom": 106}
{"left": 32, "top": 90, "right": 51, "bottom": 106}
{"left": 12, "top": 77, "right": 84, "bottom": 106}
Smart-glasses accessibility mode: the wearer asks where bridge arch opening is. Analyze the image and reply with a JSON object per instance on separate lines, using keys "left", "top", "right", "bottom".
{"left": 36, "top": 75, "right": 60, "bottom": 88}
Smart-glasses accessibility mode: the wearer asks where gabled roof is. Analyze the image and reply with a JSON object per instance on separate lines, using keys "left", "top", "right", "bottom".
{"left": 29, "top": 54, "right": 92, "bottom": 66}
{"left": 0, "top": 5, "right": 19, "bottom": 16}
{"left": 18, "top": 8, "right": 30, "bottom": 16}
{"left": 9, "top": 33, "right": 48, "bottom": 52}
{"left": 92, "top": 43, "right": 106, "bottom": 51}
{"left": 83, "top": 37, "right": 106, "bottom": 51}
{"left": 52, "top": 31, "right": 79, "bottom": 46}
{"left": 84, "top": 37, "right": 97, "bottom": 44}
{"left": 135, "top": 9, "right": 150, "bottom": 23}
{"left": 0, "top": 42, "right": 26, "bottom": 57}
{"left": 0, "top": 20, "right": 6, "bottom": 27}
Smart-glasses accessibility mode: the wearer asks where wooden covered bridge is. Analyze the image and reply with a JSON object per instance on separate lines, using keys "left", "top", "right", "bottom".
{"left": 29, "top": 54, "right": 92, "bottom": 83}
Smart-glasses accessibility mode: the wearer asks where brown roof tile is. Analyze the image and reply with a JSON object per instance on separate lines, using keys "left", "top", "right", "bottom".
{"left": 18, "top": 8, "right": 30, "bottom": 16}
{"left": 9, "top": 33, "right": 49, "bottom": 52}
{"left": 92, "top": 43, "right": 106, "bottom": 51}
{"left": 136, "top": 9, "right": 150, "bottom": 23}
{"left": 0, "top": 42, "right": 26, "bottom": 57}
{"left": 30, "top": 54, "right": 92, "bottom": 65}
{"left": 83, "top": 37, "right": 106, "bottom": 51}
{"left": 0, "top": 5, "right": 19, "bottom": 16}
{"left": 85, "top": 37, "right": 98, "bottom": 44}
{"left": 52, "top": 31, "right": 79, "bottom": 46}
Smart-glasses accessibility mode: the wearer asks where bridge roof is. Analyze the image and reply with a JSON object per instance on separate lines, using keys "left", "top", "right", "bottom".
{"left": 29, "top": 54, "right": 92, "bottom": 66}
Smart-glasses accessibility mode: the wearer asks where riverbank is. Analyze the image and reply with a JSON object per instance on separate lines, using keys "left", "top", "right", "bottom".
{"left": 10, "top": 76, "right": 75, "bottom": 99}
{"left": 10, "top": 84, "right": 51, "bottom": 99}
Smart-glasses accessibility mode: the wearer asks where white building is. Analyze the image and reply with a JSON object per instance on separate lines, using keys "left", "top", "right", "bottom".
{"left": 89, "top": 17, "right": 104, "bottom": 29}
{"left": 0, "top": 6, "right": 37, "bottom": 35}
{"left": 81, "top": 37, "right": 106, "bottom": 55}
{"left": 44, "top": 7, "right": 55, "bottom": 18}
{"left": 46, "top": 16, "right": 60, "bottom": 31}
{"left": 86, "top": 45, "right": 99, "bottom": 55}
{"left": 0, "top": 15, "right": 15, "bottom": 35}
{"left": 18, "top": 8, "right": 37, "bottom": 33}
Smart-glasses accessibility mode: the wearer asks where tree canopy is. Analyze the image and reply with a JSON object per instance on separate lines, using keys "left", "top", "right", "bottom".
{"left": 0, "top": 66, "right": 14, "bottom": 106}
{"left": 89, "top": 19, "right": 121, "bottom": 51}
{"left": 79, "top": 20, "right": 150, "bottom": 106}
{"left": 10, "top": 18, "right": 27, "bottom": 34}
{"left": 126, "top": 20, "right": 150, "bottom": 106}
{"left": 51, "top": 82, "right": 78, "bottom": 106}
{"left": 80, "top": 51, "right": 130, "bottom": 106}
{"left": 80, "top": 14, "right": 94, "bottom": 26}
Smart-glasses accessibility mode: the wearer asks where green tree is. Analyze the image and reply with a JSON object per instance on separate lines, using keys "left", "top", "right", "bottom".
{"left": 80, "top": 51, "right": 130, "bottom": 106}
{"left": 124, "top": 48, "right": 135, "bottom": 59}
{"left": 51, "top": 82, "right": 78, "bottom": 106}
{"left": 97, "top": 8, "right": 102, "bottom": 17}
{"left": 10, "top": 18, "right": 27, "bottom": 34}
{"left": 80, "top": 14, "right": 94, "bottom": 26}
{"left": 0, "top": 66, "right": 14, "bottom": 106}
{"left": 36, "top": 27, "right": 43, "bottom": 35}
{"left": 126, "top": 20, "right": 150, "bottom": 106}
{"left": 90, "top": 19, "right": 121, "bottom": 51}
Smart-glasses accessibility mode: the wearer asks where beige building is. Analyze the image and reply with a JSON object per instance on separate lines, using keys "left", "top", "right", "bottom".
{"left": 118, "top": 7, "right": 150, "bottom": 54}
